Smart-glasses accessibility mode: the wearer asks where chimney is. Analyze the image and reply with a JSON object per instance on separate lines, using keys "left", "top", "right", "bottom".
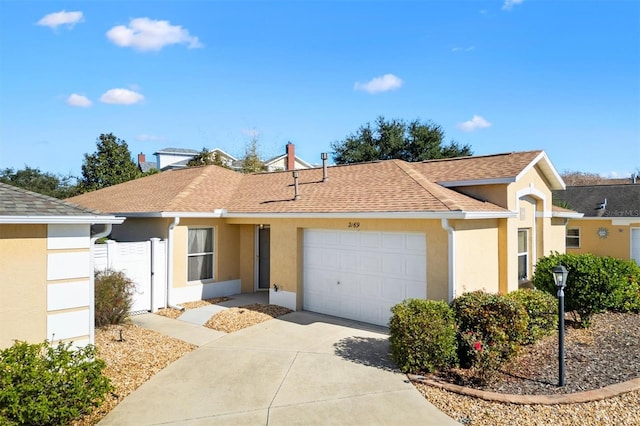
{"left": 286, "top": 142, "right": 295, "bottom": 171}
{"left": 138, "top": 152, "right": 146, "bottom": 164}
{"left": 321, "top": 152, "right": 328, "bottom": 182}
{"left": 293, "top": 170, "right": 300, "bottom": 200}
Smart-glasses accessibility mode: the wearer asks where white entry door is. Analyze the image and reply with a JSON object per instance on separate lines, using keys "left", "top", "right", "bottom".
{"left": 632, "top": 228, "right": 640, "bottom": 266}
{"left": 303, "top": 229, "right": 427, "bottom": 326}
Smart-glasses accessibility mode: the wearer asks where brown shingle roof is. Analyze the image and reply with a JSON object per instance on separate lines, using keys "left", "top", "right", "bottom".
{"left": 67, "top": 166, "right": 243, "bottom": 213}
{"left": 226, "top": 160, "right": 506, "bottom": 214}
{"left": 415, "top": 151, "right": 544, "bottom": 184}
{"left": 68, "top": 159, "right": 512, "bottom": 216}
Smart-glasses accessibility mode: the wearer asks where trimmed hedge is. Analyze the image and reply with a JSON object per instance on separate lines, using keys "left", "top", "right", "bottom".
{"left": 533, "top": 252, "right": 640, "bottom": 327}
{"left": 506, "top": 289, "right": 558, "bottom": 343}
{"left": 0, "top": 341, "right": 111, "bottom": 426}
{"left": 389, "top": 299, "right": 458, "bottom": 373}
{"left": 451, "top": 291, "right": 529, "bottom": 376}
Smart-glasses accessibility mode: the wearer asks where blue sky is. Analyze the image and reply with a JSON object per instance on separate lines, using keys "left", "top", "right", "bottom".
{"left": 1, "top": 0, "right": 638, "bottom": 179}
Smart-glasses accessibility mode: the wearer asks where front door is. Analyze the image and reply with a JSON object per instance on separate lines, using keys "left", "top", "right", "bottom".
{"left": 257, "top": 226, "right": 271, "bottom": 290}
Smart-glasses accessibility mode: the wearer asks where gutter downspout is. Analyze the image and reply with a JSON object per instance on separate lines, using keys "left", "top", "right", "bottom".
{"left": 166, "top": 217, "right": 184, "bottom": 311}
{"left": 90, "top": 224, "right": 113, "bottom": 345}
{"left": 441, "top": 219, "right": 456, "bottom": 302}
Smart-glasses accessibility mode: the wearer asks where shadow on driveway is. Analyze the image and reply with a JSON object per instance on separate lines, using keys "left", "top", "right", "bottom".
{"left": 333, "top": 335, "right": 398, "bottom": 372}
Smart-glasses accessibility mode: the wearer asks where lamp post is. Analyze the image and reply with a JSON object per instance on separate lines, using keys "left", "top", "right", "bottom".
{"left": 552, "top": 264, "right": 568, "bottom": 387}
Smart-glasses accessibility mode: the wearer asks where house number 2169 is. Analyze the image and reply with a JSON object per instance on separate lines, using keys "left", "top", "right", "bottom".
{"left": 348, "top": 222, "right": 360, "bottom": 229}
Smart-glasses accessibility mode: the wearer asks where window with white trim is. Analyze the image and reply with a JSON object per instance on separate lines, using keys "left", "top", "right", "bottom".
{"left": 518, "top": 229, "right": 529, "bottom": 281}
{"left": 566, "top": 228, "right": 580, "bottom": 249}
{"left": 188, "top": 228, "right": 214, "bottom": 281}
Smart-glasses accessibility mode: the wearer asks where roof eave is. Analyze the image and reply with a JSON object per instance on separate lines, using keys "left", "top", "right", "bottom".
{"left": 516, "top": 151, "right": 566, "bottom": 190}
{"left": 0, "top": 216, "right": 125, "bottom": 225}
{"left": 224, "top": 211, "right": 516, "bottom": 219}
{"left": 552, "top": 212, "right": 584, "bottom": 219}
{"left": 439, "top": 177, "right": 516, "bottom": 187}
{"left": 110, "top": 210, "right": 227, "bottom": 218}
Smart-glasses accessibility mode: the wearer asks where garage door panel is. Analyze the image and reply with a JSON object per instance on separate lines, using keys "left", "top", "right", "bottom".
{"left": 405, "top": 255, "right": 427, "bottom": 280}
{"left": 303, "top": 229, "right": 427, "bottom": 326}
{"left": 382, "top": 233, "right": 405, "bottom": 250}
{"left": 632, "top": 229, "right": 640, "bottom": 265}
{"left": 340, "top": 252, "right": 360, "bottom": 272}
{"left": 382, "top": 255, "right": 405, "bottom": 275}
{"left": 406, "top": 233, "right": 427, "bottom": 252}
{"left": 360, "top": 254, "right": 382, "bottom": 274}
{"left": 360, "top": 232, "right": 381, "bottom": 248}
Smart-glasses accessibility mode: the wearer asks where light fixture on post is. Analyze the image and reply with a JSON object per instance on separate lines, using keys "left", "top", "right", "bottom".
{"left": 552, "top": 264, "right": 568, "bottom": 387}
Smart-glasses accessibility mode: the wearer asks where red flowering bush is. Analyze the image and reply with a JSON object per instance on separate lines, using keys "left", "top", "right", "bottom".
{"left": 452, "top": 291, "right": 529, "bottom": 381}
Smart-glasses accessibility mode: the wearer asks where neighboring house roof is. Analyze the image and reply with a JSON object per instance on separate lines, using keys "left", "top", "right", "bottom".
{"left": 139, "top": 161, "right": 157, "bottom": 173}
{"left": 153, "top": 147, "right": 201, "bottom": 155}
{"left": 264, "top": 154, "right": 314, "bottom": 170}
{"left": 69, "top": 151, "right": 576, "bottom": 218}
{"left": 553, "top": 184, "right": 640, "bottom": 218}
{"left": 0, "top": 182, "right": 123, "bottom": 224}
{"left": 417, "top": 150, "right": 565, "bottom": 190}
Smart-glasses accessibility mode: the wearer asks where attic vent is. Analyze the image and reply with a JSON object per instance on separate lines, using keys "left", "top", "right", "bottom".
{"left": 293, "top": 171, "right": 300, "bottom": 200}
{"left": 321, "top": 153, "right": 328, "bottom": 182}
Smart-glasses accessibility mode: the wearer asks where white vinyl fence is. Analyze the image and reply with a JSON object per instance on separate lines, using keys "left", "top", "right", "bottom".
{"left": 93, "top": 238, "right": 167, "bottom": 313}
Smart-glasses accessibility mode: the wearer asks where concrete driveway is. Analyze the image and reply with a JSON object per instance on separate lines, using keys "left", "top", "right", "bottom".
{"left": 99, "top": 311, "right": 458, "bottom": 425}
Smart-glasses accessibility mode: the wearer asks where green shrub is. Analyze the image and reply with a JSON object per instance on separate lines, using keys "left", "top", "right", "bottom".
{"left": 506, "top": 289, "right": 558, "bottom": 343}
{"left": 451, "top": 291, "right": 529, "bottom": 376}
{"left": 0, "top": 340, "right": 111, "bottom": 426}
{"left": 533, "top": 253, "right": 640, "bottom": 327}
{"left": 95, "top": 268, "right": 135, "bottom": 326}
{"left": 389, "top": 299, "right": 458, "bottom": 374}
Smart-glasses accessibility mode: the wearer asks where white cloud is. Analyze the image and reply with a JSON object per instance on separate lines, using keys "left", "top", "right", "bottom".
{"left": 37, "top": 10, "right": 84, "bottom": 29}
{"left": 136, "top": 134, "right": 166, "bottom": 142}
{"left": 66, "top": 93, "right": 92, "bottom": 107}
{"left": 502, "top": 0, "right": 523, "bottom": 11}
{"left": 242, "top": 128, "right": 261, "bottom": 138}
{"left": 106, "top": 18, "right": 203, "bottom": 51}
{"left": 457, "top": 115, "right": 492, "bottom": 132}
{"left": 452, "top": 46, "right": 475, "bottom": 53}
{"left": 354, "top": 74, "right": 403, "bottom": 94}
{"left": 100, "top": 88, "right": 144, "bottom": 105}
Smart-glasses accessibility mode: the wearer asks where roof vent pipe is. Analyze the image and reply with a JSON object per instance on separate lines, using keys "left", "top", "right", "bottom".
{"left": 321, "top": 153, "right": 328, "bottom": 182}
{"left": 293, "top": 170, "right": 300, "bottom": 200}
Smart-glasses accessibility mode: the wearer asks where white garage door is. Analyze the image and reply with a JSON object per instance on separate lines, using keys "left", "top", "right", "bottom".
{"left": 632, "top": 228, "right": 640, "bottom": 265}
{"left": 303, "top": 229, "right": 427, "bottom": 326}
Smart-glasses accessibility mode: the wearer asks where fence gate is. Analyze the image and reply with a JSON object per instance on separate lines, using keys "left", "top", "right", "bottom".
{"left": 93, "top": 239, "right": 167, "bottom": 313}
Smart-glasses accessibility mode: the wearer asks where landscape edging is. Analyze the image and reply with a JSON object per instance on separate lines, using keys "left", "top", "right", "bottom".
{"left": 408, "top": 374, "right": 640, "bottom": 405}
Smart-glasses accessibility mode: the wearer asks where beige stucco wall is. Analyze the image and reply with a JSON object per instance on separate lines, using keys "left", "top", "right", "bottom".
{"left": 451, "top": 164, "right": 561, "bottom": 294}
{"left": 548, "top": 218, "right": 568, "bottom": 255}
{"left": 0, "top": 225, "right": 47, "bottom": 349}
{"left": 172, "top": 219, "right": 240, "bottom": 288}
{"left": 450, "top": 219, "right": 500, "bottom": 295}
{"left": 566, "top": 219, "right": 640, "bottom": 259}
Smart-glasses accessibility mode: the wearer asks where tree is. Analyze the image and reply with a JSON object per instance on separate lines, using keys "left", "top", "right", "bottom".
{"left": 187, "top": 148, "right": 229, "bottom": 168}
{"left": 0, "top": 166, "right": 79, "bottom": 198}
{"left": 79, "top": 133, "right": 143, "bottom": 192}
{"left": 331, "top": 116, "right": 472, "bottom": 164}
{"left": 240, "top": 137, "right": 267, "bottom": 173}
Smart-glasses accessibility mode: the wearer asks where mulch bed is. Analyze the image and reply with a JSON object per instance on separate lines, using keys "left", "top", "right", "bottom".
{"left": 204, "top": 303, "right": 293, "bottom": 333}
{"left": 155, "top": 297, "right": 232, "bottom": 319}
{"left": 431, "top": 312, "right": 640, "bottom": 395}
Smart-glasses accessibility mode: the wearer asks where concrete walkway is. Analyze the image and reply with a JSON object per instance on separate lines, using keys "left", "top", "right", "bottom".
{"left": 102, "top": 301, "right": 458, "bottom": 425}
